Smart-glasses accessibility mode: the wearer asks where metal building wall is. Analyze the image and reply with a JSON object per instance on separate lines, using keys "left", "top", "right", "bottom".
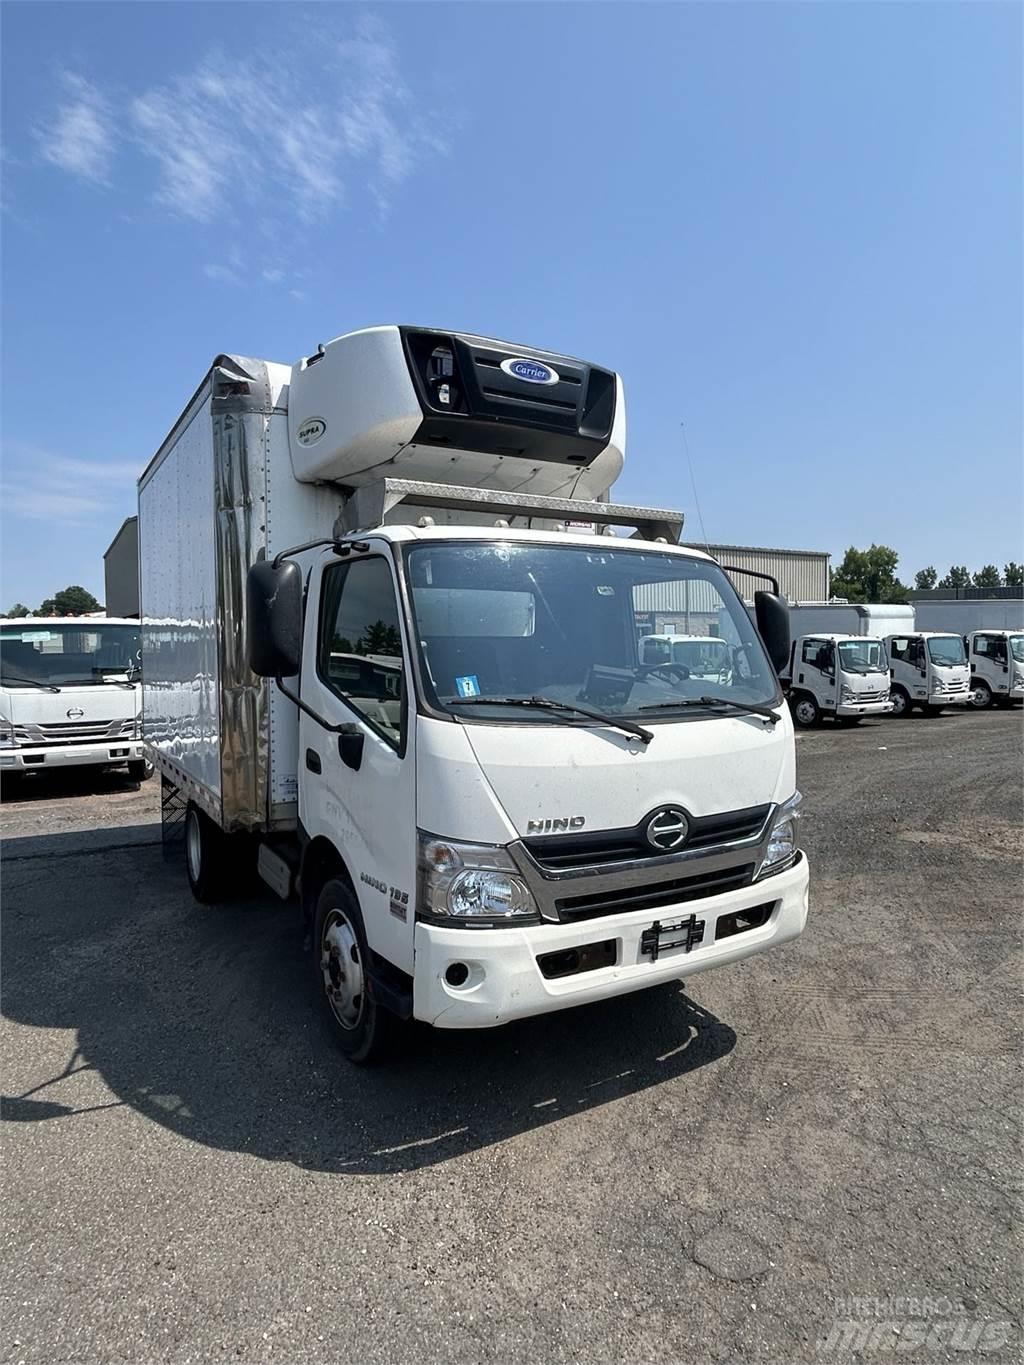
{"left": 103, "top": 516, "right": 140, "bottom": 617}
{"left": 688, "top": 543, "right": 831, "bottom": 603}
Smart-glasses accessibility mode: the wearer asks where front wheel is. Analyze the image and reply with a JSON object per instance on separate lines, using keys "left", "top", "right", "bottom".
{"left": 790, "top": 694, "right": 820, "bottom": 728}
{"left": 888, "top": 687, "right": 911, "bottom": 718}
{"left": 314, "top": 878, "right": 400, "bottom": 1064}
{"left": 969, "top": 681, "right": 993, "bottom": 709}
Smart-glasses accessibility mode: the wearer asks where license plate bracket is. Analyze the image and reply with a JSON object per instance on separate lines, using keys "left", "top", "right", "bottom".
{"left": 639, "top": 913, "right": 705, "bottom": 963}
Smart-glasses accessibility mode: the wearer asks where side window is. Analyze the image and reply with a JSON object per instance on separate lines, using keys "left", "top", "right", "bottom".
{"left": 889, "top": 638, "right": 907, "bottom": 663}
{"left": 801, "top": 639, "right": 822, "bottom": 666}
{"left": 318, "top": 557, "right": 405, "bottom": 748}
{"left": 911, "top": 639, "right": 925, "bottom": 668}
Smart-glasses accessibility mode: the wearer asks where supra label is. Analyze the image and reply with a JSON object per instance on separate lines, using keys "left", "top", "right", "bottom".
{"left": 296, "top": 417, "right": 327, "bottom": 446}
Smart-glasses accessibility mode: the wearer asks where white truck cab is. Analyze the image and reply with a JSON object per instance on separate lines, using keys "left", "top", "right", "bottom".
{"left": 638, "top": 633, "right": 733, "bottom": 685}
{"left": 782, "top": 634, "right": 891, "bottom": 727}
{"left": 884, "top": 631, "right": 971, "bottom": 716}
{"left": 139, "top": 325, "right": 809, "bottom": 1063}
{"left": 965, "top": 629, "right": 1024, "bottom": 708}
{"left": 0, "top": 616, "right": 148, "bottom": 781}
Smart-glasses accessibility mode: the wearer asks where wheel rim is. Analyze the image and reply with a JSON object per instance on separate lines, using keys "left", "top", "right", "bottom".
{"left": 320, "top": 909, "right": 364, "bottom": 1031}
{"left": 891, "top": 692, "right": 907, "bottom": 715}
{"left": 794, "top": 699, "right": 816, "bottom": 726}
{"left": 970, "top": 685, "right": 990, "bottom": 709}
{"left": 186, "top": 811, "right": 202, "bottom": 883}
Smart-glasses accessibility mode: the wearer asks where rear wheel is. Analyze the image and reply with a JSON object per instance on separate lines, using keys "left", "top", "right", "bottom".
{"left": 790, "top": 694, "right": 820, "bottom": 728}
{"left": 185, "top": 803, "right": 229, "bottom": 903}
{"left": 969, "top": 680, "right": 993, "bottom": 709}
{"left": 314, "top": 877, "right": 400, "bottom": 1064}
{"left": 888, "top": 687, "right": 911, "bottom": 718}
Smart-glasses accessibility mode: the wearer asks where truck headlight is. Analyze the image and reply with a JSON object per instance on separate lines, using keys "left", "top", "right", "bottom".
{"left": 840, "top": 686, "right": 855, "bottom": 702}
{"left": 1014, "top": 672, "right": 1024, "bottom": 688}
{"left": 418, "top": 833, "right": 540, "bottom": 925}
{"left": 0, "top": 718, "right": 16, "bottom": 749}
{"left": 756, "top": 792, "right": 801, "bottom": 879}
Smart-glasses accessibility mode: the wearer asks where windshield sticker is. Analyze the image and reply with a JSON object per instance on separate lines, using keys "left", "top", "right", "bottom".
{"left": 15, "top": 631, "right": 52, "bottom": 642}
{"left": 455, "top": 674, "right": 481, "bottom": 698}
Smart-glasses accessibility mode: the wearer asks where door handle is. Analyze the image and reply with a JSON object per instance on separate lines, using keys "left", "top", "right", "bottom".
{"left": 305, "top": 748, "right": 322, "bottom": 774}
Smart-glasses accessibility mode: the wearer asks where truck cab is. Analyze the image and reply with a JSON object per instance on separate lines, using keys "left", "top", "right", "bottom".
{"left": 965, "top": 629, "right": 1024, "bottom": 709}
{"left": 782, "top": 634, "right": 891, "bottom": 727}
{"left": 638, "top": 633, "right": 733, "bottom": 685}
{"left": 884, "top": 632, "right": 970, "bottom": 716}
{"left": 0, "top": 616, "right": 149, "bottom": 783}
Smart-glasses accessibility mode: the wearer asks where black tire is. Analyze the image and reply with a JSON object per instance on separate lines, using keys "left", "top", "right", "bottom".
{"left": 789, "top": 693, "right": 820, "bottom": 728}
{"left": 888, "top": 687, "right": 911, "bottom": 718}
{"left": 969, "top": 681, "right": 993, "bottom": 710}
{"left": 127, "top": 759, "right": 153, "bottom": 783}
{"left": 313, "top": 877, "right": 400, "bottom": 1065}
{"left": 185, "top": 803, "right": 229, "bottom": 904}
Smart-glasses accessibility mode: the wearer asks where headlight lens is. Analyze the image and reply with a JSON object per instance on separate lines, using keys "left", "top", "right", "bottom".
{"left": 756, "top": 792, "right": 801, "bottom": 879}
{"left": 418, "top": 833, "right": 540, "bottom": 925}
{"left": 840, "top": 686, "right": 855, "bottom": 702}
{"left": 0, "top": 718, "right": 16, "bottom": 748}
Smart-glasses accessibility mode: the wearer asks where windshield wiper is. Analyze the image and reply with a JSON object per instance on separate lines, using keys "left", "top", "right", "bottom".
{"left": 448, "top": 695, "right": 653, "bottom": 745}
{"left": 639, "top": 695, "right": 779, "bottom": 725}
{"left": 0, "top": 674, "right": 61, "bottom": 693}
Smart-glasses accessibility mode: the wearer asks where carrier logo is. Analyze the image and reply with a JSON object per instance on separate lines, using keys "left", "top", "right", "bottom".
{"left": 500, "top": 357, "right": 560, "bottom": 386}
{"left": 296, "top": 417, "right": 327, "bottom": 446}
{"left": 645, "top": 808, "right": 689, "bottom": 852}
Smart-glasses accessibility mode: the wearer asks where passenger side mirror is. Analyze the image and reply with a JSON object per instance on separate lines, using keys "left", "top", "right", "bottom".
{"left": 754, "top": 591, "right": 790, "bottom": 674}
{"left": 246, "top": 560, "right": 303, "bottom": 677}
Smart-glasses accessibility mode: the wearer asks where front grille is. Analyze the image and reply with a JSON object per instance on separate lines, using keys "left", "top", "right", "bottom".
{"left": 850, "top": 688, "right": 887, "bottom": 703}
{"left": 524, "top": 804, "right": 771, "bottom": 873}
{"left": 13, "top": 718, "right": 134, "bottom": 745}
{"left": 554, "top": 863, "right": 756, "bottom": 923}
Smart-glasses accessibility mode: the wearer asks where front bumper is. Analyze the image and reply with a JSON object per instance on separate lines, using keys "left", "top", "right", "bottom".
{"left": 413, "top": 853, "right": 809, "bottom": 1028}
{"left": 837, "top": 699, "right": 892, "bottom": 717}
{"left": 928, "top": 691, "right": 969, "bottom": 707}
{"left": 0, "top": 741, "right": 144, "bottom": 771}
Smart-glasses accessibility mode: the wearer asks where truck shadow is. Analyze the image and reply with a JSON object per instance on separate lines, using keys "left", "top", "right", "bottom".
{"left": 0, "top": 767, "right": 148, "bottom": 803}
{"left": 3, "top": 832, "right": 736, "bottom": 1174}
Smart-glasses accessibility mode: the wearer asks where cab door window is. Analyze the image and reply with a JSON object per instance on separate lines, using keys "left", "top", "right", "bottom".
{"left": 318, "top": 557, "right": 405, "bottom": 749}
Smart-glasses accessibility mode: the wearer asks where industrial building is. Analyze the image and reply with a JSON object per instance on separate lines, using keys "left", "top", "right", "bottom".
{"left": 103, "top": 516, "right": 139, "bottom": 617}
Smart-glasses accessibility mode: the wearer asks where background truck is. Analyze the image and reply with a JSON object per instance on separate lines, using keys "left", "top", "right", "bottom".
{"left": 914, "top": 597, "right": 1024, "bottom": 634}
{"left": 964, "top": 630, "right": 1024, "bottom": 709}
{"left": 780, "top": 633, "right": 891, "bottom": 727}
{"left": 139, "top": 324, "right": 809, "bottom": 1063}
{"left": 0, "top": 616, "right": 148, "bottom": 783}
{"left": 788, "top": 601, "right": 916, "bottom": 638}
{"left": 884, "top": 631, "right": 971, "bottom": 716}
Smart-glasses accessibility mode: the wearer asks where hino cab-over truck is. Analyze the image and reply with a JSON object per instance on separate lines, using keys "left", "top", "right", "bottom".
{"left": 139, "top": 325, "right": 809, "bottom": 1062}
{"left": 0, "top": 616, "right": 148, "bottom": 782}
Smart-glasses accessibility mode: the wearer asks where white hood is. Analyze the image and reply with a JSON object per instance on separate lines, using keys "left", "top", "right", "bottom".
{"left": 416, "top": 710, "right": 794, "bottom": 844}
{"left": 1, "top": 683, "right": 139, "bottom": 726}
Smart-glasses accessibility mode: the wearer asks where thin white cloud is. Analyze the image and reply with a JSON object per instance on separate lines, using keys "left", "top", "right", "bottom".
{"left": 36, "top": 73, "right": 115, "bottom": 184}
{"left": 204, "top": 262, "right": 241, "bottom": 285}
{"left": 34, "top": 19, "right": 446, "bottom": 227}
{"left": 2, "top": 446, "right": 139, "bottom": 527}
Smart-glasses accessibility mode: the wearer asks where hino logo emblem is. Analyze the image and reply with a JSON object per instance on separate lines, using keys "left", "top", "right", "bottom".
{"left": 66, "top": 707, "right": 85, "bottom": 720}
{"left": 645, "top": 808, "right": 689, "bottom": 852}
{"left": 527, "top": 816, "right": 585, "bottom": 835}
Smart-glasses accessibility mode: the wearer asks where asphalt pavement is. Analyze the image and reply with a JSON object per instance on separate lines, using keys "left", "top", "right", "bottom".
{"left": 2, "top": 709, "right": 1021, "bottom": 1363}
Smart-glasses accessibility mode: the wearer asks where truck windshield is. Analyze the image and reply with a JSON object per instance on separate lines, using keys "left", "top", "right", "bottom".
{"left": 926, "top": 636, "right": 967, "bottom": 667}
{"left": 837, "top": 640, "right": 887, "bottom": 673}
{"left": 404, "top": 542, "right": 779, "bottom": 722}
{"left": 0, "top": 623, "right": 141, "bottom": 687}
{"left": 1010, "top": 636, "right": 1024, "bottom": 664}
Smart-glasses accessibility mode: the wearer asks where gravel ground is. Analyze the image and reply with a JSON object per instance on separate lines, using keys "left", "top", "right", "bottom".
{"left": 2, "top": 708, "right": 1021, "bottom": 1364}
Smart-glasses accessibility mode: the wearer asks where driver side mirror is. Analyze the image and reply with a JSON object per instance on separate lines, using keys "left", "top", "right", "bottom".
{"left": 754, "top": 591, "right": 790, "bottom": 674}
{"left": 246, "top": 560, "right": 303, "bottom": 677}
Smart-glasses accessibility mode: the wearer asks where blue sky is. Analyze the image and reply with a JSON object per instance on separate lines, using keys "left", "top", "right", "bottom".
{"left": 2, "top": 1, "right": 1021, "bottom": 609}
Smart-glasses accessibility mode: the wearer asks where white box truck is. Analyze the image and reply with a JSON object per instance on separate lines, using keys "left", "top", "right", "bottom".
{"left": 0, "top": 616, "right": 149, "bottom": 782}
{"left": 138, "top": 325, "right": 808, "bottom": 1063}
{"left": 788, "top": 602, "right": 915, "bottom": 639}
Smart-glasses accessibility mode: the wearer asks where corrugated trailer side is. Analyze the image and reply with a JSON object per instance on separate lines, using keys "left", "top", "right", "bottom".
{"left": 138, "top": 356, "right": 296, "bottom": 832}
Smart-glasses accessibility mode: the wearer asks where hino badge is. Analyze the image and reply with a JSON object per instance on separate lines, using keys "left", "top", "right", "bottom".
{"left": 138, "top": 325, "right": 809, "bottom": 1062}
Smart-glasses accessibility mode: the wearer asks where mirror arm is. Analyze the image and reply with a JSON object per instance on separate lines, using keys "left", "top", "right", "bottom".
{"left": 274, "top": 676, "right": 348, "bottom": 734}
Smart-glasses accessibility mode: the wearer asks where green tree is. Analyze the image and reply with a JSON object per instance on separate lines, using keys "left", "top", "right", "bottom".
{"left": 830, "top": 545, "right": 909, "bottom": 604}
{"left": 4, "top": 603, "right": 31, "bottom": 617}
{"left": 914, "top": 566, "right": 938, "bottom": 590}
{"left": 36, "top": 585, "right": 103, "bottom": 616}
{"left": 937, "top": 565, "right": 971, "bottom": 591}
{"left": 972, "top": 565, "right": 1001, "bottom": 588}
{"left": 1004, "top": 561, "right": 1023, "bottom": 587}
{"left": 359, "top": 620, "right": 402, "bottom": 656}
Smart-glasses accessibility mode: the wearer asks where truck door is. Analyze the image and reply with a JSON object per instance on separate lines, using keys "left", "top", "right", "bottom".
{"left": 797, "top": 638, "right": 833, "bottom": 708}
{"left": 300, "top": 551, "right": 416, "bottom": 974}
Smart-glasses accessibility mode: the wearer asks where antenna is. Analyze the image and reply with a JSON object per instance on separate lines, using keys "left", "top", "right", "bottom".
{"left": 681, "top": 422, "right": 711, "bottom": 554}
